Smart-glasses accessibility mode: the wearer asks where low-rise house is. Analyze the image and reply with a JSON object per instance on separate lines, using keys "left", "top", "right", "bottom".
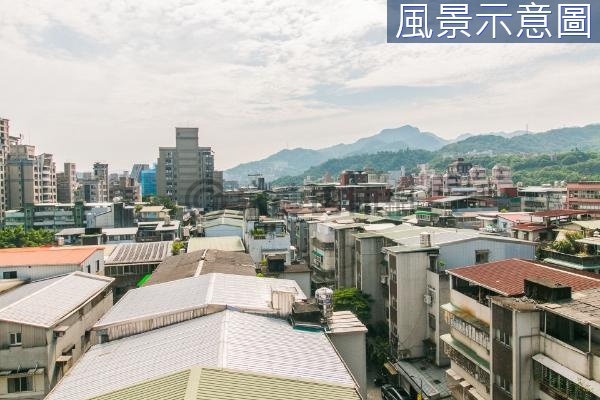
{"left": 92, "top": 272, "right": 307, "bottom": 341}
{"left": 55, "top": 227, "right": 138, "bottom": 245}
{"left": 197, "top": 216, "right": 244, "bottom": 238}
{"left": 103, "top": 241, "right": 173, "bottom": 299}
{"left": 0, "top": 272, "right": 113, "bottom": 398}
{"left": 143, "top": 250, "right": 256, "bottom": 286}
{"left": 187, "top": 236, "right": 245, "bottom": 253}
{"left": 0, "top": 247, "right": 105, "bottom": 281}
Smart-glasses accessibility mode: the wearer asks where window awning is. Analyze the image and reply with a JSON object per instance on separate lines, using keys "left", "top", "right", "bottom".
{"left": 533, "top": 353, "right": 600, "bottom": 396}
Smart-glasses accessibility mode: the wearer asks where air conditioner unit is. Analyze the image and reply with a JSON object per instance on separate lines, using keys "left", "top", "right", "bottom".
{"left": 424, "top": 295, "right": 432, "bottom": 305}
{"left": 380, "top": 275, "right": 388, "bottom": 284}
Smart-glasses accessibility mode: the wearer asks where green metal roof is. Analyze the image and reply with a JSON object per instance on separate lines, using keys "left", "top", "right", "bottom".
{"left": 89, "top": 367, "right": 360, "bottom": 400}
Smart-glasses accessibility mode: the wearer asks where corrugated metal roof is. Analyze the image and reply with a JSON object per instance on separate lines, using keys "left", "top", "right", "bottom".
{"left": 48, "top": 310, "right": 356, "bottom": 400}
{"left": 0, "top": 272, "right": 113, "bottom": 327}
{"left": 94, "top": 273, "right": 306, "bottom": 329}
{"left": 187, "top": 236, "right": 245, "bottom": 253}
{"left": 0, "top": 276, "right": 62, "bottom": 310}
{"left": 0, "top": 246, "right": 103, "bottom": 266}
{"left": 89, "top": 367, "right": 359, "bottom": 400}
{"left": 105, "top": 241, "right": 172, "bottom": 265}
{"left": 201, "top": 217, "right": 244, "bottom": 229}
{"left": 448, "top": 259, "right": 600, "bottom": 296}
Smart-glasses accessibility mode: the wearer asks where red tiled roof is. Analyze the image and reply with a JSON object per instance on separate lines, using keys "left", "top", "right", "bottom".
{"left": 531, "top": 209, "right": 590, "bottom": 218}
{"left": 496, "top": 213, "right": 531, "bottom": 223}
{"left": 448, "top": 259, "right": 600, "bottom": 296}
{"left": 0, "top": 247, "right": 103, "bottom": 266}
{"left": 512, "top": 223, "right": 551, "bottom": 232}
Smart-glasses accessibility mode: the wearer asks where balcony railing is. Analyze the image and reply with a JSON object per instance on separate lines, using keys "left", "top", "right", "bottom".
{"left": 311, "top": 237, "right": 334, "bottom": 250}
{"left": 540, "top": 248, "right": 600, "bottom": 270}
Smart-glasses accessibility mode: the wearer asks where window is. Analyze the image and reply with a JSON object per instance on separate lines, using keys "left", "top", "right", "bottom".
{"left": 495, "top": 374, "right": 512, "bottom": 394}
{"left": 495, "top": 328, "right": 512, "bottom": 347}
{"left": 428, "top": 313, "right": 436, "bottom": 330}
{"left": 96, "top": 260, "right": 100, "bottom": 272}
{"left": 475, "top": 250, "right": 490, "bottom": 264}
{"left": 9, "top": 332, "right": 22, "bottom": 346}
{"left": 7, "top": 376, "right": 32, "bottom": 393}
{"left": 86, "top": 265, "right": 91, "bottom": 273}
{"left": 3, "top": 271, "right": 17, "bottom": 279}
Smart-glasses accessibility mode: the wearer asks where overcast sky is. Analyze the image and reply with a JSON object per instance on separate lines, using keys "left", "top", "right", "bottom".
{"left": 0, "top": 0, "right": 599, "bottom": 172}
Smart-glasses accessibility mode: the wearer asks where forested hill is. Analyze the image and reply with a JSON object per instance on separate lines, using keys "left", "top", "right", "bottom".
{"left": 271, "top": 149, "right": 600, "bottom": 187}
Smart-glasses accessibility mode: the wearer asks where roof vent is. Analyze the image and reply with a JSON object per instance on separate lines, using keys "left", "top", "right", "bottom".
{"left": 420, "top": 232, "right": 432, "bottom": 248}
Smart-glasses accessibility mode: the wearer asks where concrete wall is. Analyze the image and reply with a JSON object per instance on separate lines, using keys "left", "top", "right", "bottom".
{"left": 440, "top": 238, "right": 536, "bottom": 270}
{"left": 328, "top": 332, "right": 367, "bottom": 400}
{"left": 393, "top": 251, "right": 430, "bottom": 359}
{"left": 356, "top": 237, "right": 386, "bottom": 324}
{"left": 204, "top": 225, "right": 243, "bottom": 238}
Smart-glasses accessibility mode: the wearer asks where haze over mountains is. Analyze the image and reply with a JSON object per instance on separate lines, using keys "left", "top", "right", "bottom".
{"left": 224, "top": 124, "right": 600, "bottom": 183}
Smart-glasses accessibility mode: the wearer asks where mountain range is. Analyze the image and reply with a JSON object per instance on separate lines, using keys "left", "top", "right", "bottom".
{"left": 224, "top": 124, "right": 600, "bottom": 183}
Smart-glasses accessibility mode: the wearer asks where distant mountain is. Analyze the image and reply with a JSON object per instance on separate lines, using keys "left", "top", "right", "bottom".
{"left": 270, "top": 124, "right": 600, "bottom": 186}
{"left": 224, "top": 125, "right": 449, "bottom": 182}
{"left": 440, "top": 124, "right": 600, "bottom": 155}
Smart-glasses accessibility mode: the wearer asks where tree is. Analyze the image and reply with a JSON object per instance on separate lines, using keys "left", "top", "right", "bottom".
{"left": 172, "top": 241, "right": 185, "bottom": 255}
{"left": 333, "top": 288, "right": 373, "bottom": 323}
{"left": 0, "top": 227, "right": 55, "bottom": 249}
{"left": 252, "top": 193, "right": 269, "bottom": 216}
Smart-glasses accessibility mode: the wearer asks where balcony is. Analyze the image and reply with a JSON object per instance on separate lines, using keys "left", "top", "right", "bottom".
{"left": 441, "top": 334, "right": 490, "bottom": 388}
{"left": 311, "top": 237, "right": 334, "bottom": 251}
{"left": 442, "top": 303, "right": 490, "bottom": 351}
{"left": 540, "top": 248, "right": 600, "bottom": 271}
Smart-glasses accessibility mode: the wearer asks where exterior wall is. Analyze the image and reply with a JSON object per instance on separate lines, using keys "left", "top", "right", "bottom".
{"left": 0, "top": 288, "right": 112, "bottom": 398}
{"left": 356, "top": 237, "right": 386, "bottom": 324}
{"left": 0, "top": 250, "right": 104, "bottom": 281}
{"left": 450, "top": 290, "right": 491, "bottom": 326}
{"left": 390, "top": 251, "right": 430, "bottom": 359}
{"left": 427, "top": 269, "right": 450, "bottom": 366}
{"left": 439, "top": 238, "right": 536, "bottom": 268}
{"left": 204, "top": 225, "right": 243, "bottom": 238}
{"left": 512, "top": 309, "right": 541, "bottom": 400}
{"left": 328, "top": 332, "right": 367, "bottom": 400}
{"left": 279, "top": 271, "right": 311, "bottom": 298}
{"left": 334, "top": 228, "right": 358, "bottom": 289}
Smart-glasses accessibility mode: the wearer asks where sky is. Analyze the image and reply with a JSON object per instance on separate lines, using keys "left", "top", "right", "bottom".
{"left": 0, "top": 0, "right": 599, "bottom": 172}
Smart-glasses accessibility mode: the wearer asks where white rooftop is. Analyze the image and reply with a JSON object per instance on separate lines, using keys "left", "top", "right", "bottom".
{"left": 0, "top": 272, "right": 113, "bottom": 328}
{"left": 47, "top": 310, "right": 356, "bottom": 400}
{"left": 94, "top": 273, "right": 306, "bottom": 329}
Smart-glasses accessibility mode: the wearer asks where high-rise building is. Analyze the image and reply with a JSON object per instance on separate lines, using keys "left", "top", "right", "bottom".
{"left": 156, "top": 128, "right": 215, "bottom": 210}
{"left": 140, "top": 168, "right": 157, "bottom": 197}
{"left": 130, "top": 163, "right": 150, "bottom": 183}
{"left": 57, "top": 162, "right": 78, "bottom": 203}
{"left": 0, "top": 118, "right": 9, "bottom": 224}
{"left": 85, "top": 162, "right": 109, "bottom": 202}
{"left": 6, "top": 138, "right": 57, "bottom": 209}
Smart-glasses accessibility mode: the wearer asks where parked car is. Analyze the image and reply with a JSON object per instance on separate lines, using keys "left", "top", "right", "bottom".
{"left": 381, "top": 384, "right": 411, "bottom": 400}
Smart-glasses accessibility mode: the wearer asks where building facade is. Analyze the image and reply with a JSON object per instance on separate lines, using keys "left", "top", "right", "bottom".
{"left": 566, "top": 181, "right": 600, "bottom": 211}
{"left": 156, "top": 128, "right": 216, "bottom": 210}
{"left": 0, "top": 118, "right": 9, "bottom": 225}
{"left": 56, "top": 162, "right": 78, "bottom": 203}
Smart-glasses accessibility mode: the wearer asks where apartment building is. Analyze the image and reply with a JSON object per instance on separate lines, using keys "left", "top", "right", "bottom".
{"left": 140, "top": 167, "right": 156, "bottom": 196}
{"left": 367, "top": 228, "right": 537, "bottom": 369}
{"left": 129, "top": 163, "right": 149, "bottom": 183}
{"left": 0, "top": 272, "right": 113, "bottom": 399}
{"left": 244, "top": 209, "right": 291, "bottom": 264}
{"left": 0, "top": 118, "right": 9, "bottom": 224}
{"left": 56, "top": 162, "right": 78, "bottom": 203}
{"left": 443, "top": 259, "right": 600, "bottom": 400}
{"left": 156, "top": 127, "right": 216, "bottom": 210}
{"left": 109, "top": 175, "right": 141, "bottom": 203}
{"left": 518, "top": 185, "right": 567, "bottom": 212}
{"left": 6, "top": 139, "right": 57, "bottom": 209}
{"left": 566, "top": 181, "right": 600, "bottom": 212}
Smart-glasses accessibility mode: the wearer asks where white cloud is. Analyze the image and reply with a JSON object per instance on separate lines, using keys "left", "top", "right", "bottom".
{"left": 0, "top": 0, "right": 598, "bottom": 171}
